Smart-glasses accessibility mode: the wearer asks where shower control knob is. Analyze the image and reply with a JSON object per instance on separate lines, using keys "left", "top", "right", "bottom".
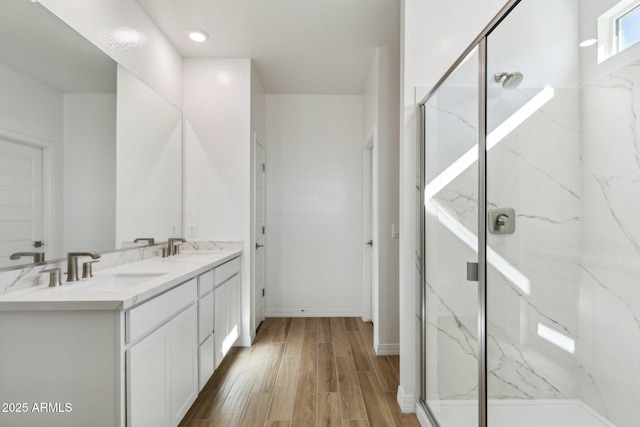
{"left": 488, "top": 208, "right": 516, "bottom": 234}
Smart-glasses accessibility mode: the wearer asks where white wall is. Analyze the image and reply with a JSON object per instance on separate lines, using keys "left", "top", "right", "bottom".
{"left": 265, "top": 95, "right": 363, "bottom": 316}
{"left": 376, "top": 46, "right": 401, "bottom": 353}
{"left": 183, "top": 58, "right": 253, "bottom": 344}
{"left": 363, "top": 47, "right": 401, "bottom": 355}
{"left": 116, "top": 66, "right": 182, "bottom": 247}
{"left": 0, "top": 64, "right": 62, "bottom": 143}
{"left": 38, "top": 0, "right": 183, "bottom": 108}
{"left": 399, "top": 0, "right": 508, "bottom": 412}
{"left": 0, "top": 63, "right": 64, "bottom": 259}
{"left": 63, "top": 93, "right": 116, "bottom": 253}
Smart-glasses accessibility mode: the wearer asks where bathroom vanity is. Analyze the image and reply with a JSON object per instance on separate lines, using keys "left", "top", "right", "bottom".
{"left": 0, "top": 249, "right": 241, "bottom": 427}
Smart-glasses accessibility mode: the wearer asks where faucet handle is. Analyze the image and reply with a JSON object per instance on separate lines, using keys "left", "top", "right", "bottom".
{"left": 43, "top": 268, "right": 63, "bottom": 287}
{"left": 82, "top": 260, "right": 100, "bottom": 279}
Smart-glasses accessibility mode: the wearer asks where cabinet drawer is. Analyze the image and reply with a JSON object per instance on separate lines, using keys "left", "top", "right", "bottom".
{"left": 214, "top": 257, "right": 240, "bottom": 287}
{"left": 198, "top": 270, "right": 214, "bottom": 297}
{"left": 198, "top": 291, "right": 214, "bottom": 344}
{"left": 126, "top": 278, "right": 197, "bottom": 344}
{"left": 198, "top": 334, "right": 214, "bottom": 392}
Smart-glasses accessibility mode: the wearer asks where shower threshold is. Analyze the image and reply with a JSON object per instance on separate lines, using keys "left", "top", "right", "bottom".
{"left": 425, "top": 399, "right": 616, "bottom": 427}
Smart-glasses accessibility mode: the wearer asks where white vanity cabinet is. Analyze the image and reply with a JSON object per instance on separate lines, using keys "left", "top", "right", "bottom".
{"left": 213, "top": 258, "right": 241, "bottom": 367}
{"left": 197, "top": 270, "right": 215, "bottom": 390}
{"left": 0, "top": 250, "right": 242, "bottom": 427}
{"left": 126, "top": 278, "right": 198, "bottom": 427}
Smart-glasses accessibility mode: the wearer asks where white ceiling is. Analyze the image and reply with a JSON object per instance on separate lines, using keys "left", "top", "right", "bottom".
{"left": 0, "top": 1, "right": 116, "bottom": 93}
{"left": 135, "top": 0, "right": 401, "bottom": 94}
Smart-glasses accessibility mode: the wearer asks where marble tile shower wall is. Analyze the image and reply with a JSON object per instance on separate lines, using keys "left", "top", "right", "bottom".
{"left": 578, "top": 59, "right": 640, "bottom": 427}
{"left": 0, "top": 241, "right": 241, "bottom": 295}
{"left": 428, "top": 61, "right": 640, "bottom": 427}
{"left": 426, "top": 85, "right": 583, "bottom": 402}
{"left": 485, "top": 86, "right": 582, "bottom": 400}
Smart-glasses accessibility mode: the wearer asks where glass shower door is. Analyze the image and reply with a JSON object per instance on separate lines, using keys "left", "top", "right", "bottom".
{"left": 422, "top": 46, "right": 480, "bottom": 426}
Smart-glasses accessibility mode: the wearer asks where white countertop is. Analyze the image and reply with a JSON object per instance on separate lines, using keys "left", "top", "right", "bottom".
{"left": 0, "top": 249, "right": 242, "bottom": 311}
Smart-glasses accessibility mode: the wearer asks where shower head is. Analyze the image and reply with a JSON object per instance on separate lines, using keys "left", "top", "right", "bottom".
{"left": 495, "top": 71, "right": 523, "bottom": 89}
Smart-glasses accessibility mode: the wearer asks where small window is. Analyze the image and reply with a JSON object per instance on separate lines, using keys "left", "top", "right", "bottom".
{"left": 617, "top": 4, "right": 640, "bottom": 50}
{"left": 598, "top": 0, "right": 640, "bottom": 63}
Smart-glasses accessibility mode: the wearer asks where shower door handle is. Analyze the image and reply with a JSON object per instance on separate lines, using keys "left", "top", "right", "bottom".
{"left": 467, "top": 262, "right": 478, "bottom": 282}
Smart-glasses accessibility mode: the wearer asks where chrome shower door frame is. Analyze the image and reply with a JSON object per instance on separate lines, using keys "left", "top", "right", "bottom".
{"left": 418, "top": 1, "right": 522, "bottom": 427}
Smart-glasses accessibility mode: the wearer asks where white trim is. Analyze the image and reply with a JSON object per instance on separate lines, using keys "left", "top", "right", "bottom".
{"left": 362, "top": 137, "right": 374, "bottom": 323}
{"left": 415, "top": 402, "right": 434, "bottom": 427}
{"left": 251, "top": 133, "right": 266, "bottom": 342}
{"left": 397, "top": 385, "right": 416, "bottom": 413}
{"left": 234, "top": 334, "right": 252, "bottom": 347}
{"left": 265, "top": 308, "right": 361, "bottom": 317}
{"left": 597, "top": 0, "right": 640, "bottom": 62}
{"left": 374, "top": 343, "right": 399, "bottom": 355}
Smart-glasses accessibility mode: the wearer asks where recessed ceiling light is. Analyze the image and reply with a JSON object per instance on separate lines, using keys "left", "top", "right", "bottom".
{"left": 579, "top": 38, "right": 597, "bottom": 47}
{"left": 188, "top": 30, "right": 209, "bottom": 43}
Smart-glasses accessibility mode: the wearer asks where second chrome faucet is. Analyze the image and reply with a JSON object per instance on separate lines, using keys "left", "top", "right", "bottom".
{"left": 66, "top": 252, "right": 101, "bottom": 282}
{"left": 167, "top": 238, "right": 186, "bottom": 256}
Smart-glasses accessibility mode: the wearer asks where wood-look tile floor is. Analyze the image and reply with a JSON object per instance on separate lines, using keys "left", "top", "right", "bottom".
{"left": 180, "top": 317, "right": 420, "bottom": 427}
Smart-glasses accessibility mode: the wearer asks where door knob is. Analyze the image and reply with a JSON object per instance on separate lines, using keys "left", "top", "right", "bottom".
{"left": 366, "top": 240, "right": 373, "bottom": 246}
{"left": 256, "top": 243, "right": 264, "bottom": 249}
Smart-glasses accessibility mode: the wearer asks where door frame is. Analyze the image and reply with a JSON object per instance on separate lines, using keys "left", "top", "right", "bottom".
{"left": 362, "top": 125, "right": 378, "bottom": 324}
{"left": 252, "top": 133, "right": 266, "bottom": 336}
{"left": 0, "top": 127, "right": 55, "bottom": 263}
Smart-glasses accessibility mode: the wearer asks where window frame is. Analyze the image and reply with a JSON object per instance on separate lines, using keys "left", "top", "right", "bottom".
{"left": 597, "top": 0, "right": 640, "bottom": 63}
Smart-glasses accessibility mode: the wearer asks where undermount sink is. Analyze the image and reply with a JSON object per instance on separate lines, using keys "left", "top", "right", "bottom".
{"left": 58, "top": 272, "right": 167, "bottom": 292}
{"left": 175, "top": 251, "right": 221, "bottom": 259}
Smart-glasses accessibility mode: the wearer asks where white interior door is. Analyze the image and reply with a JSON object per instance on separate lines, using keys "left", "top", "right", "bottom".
{"left": 362, "top": 143, "right": 374, "bottom": 321}
{"left": 0, "top": 138, "right": 43, "bottom": 267}
{"left": 254, "top": 139, "right": 266, "bottom": 328}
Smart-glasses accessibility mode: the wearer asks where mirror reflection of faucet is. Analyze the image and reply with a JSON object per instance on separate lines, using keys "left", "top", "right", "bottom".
{"left": 9, "top": 252, "right": 45, "bottom": 263}
{"left": 133, "top": 238, "right": 155, "bottom": 245}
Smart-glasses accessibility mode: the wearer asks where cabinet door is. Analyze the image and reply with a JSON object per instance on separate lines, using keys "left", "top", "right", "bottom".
{"left": 198, "top": 291, "right": 214, "bottom": 344}
{"left": 226, "top": 275, "right": 241, "bottom": 348}
{"left": 127, "top": 325, "right": 171, "bottom": 427}
{"left": 171, "top": 304, "right": 198, "bottom": 426}
{"left": 198, "top": 334, "right": 215, "bottom": 391}
{"left": 214, "top": 282, "right": 228, "bottom": 368}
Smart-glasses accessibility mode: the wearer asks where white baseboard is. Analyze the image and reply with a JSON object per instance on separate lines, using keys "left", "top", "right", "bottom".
{"left": 397, "top": 385, "right": 416, "bottom": 413}
{"left": 374, "top": 343, "right": 399, "bottom": 355}
{"left": 265, "top": 308, "right": 361, "bottom": 317}
{"left": 416, "top": 402, "right": 434, "bottom": 427}
{"left": 234, "top": 335, "right": 252, "bottom": 347}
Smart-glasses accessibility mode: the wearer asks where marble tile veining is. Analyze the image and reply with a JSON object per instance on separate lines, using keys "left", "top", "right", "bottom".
{"left": 0, "top": 241, "right": 242, "bottom": 296}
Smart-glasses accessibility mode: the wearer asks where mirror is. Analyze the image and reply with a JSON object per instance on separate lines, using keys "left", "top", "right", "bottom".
{"left": 0, "top": 1, "right": 182, "bottom": 269}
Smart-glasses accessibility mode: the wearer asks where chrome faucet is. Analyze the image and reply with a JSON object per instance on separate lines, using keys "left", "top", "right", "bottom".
{"left": 66, "top": 252, "right": 101, "bottom": 282}
{"left": 167, "top": 238, "right": 186, "bottom": 256}
{"left": 10, "top": 252, "right": 45, "bottom": 263}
